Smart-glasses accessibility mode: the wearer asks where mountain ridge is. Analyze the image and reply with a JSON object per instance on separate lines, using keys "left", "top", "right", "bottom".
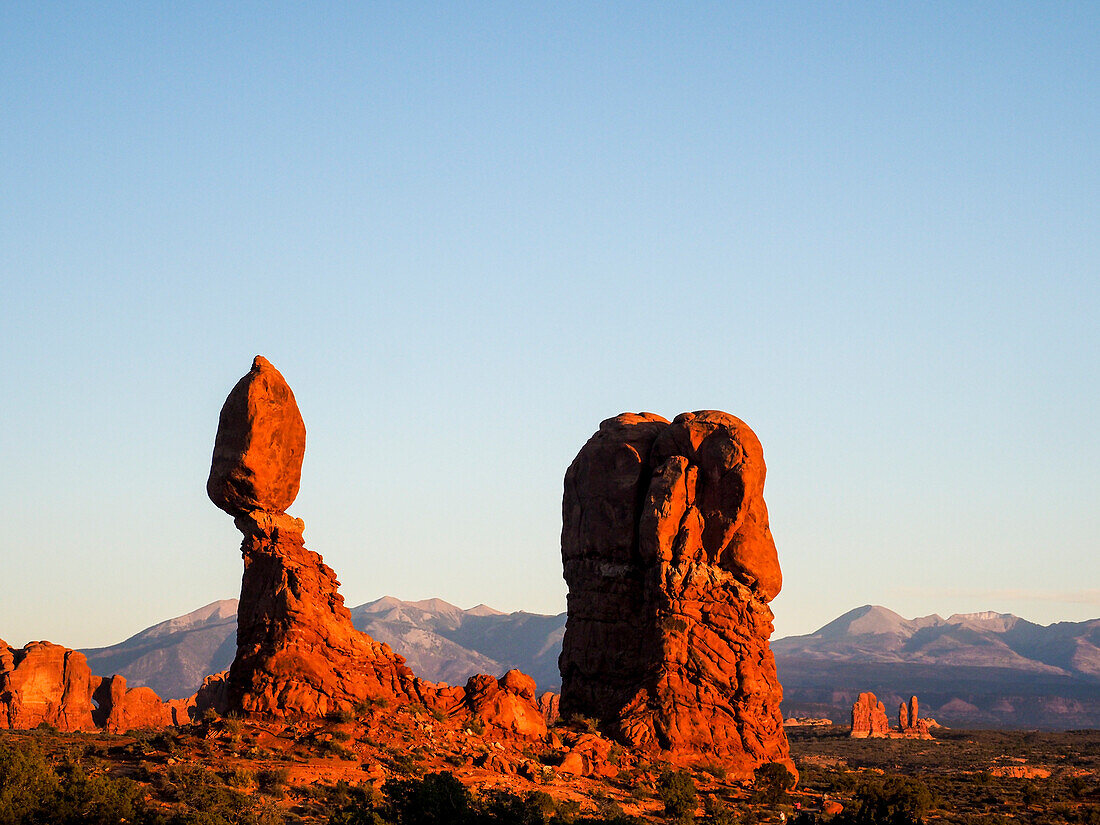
{"left": 73, "top": 600, "right": 1100, "bottom": 728}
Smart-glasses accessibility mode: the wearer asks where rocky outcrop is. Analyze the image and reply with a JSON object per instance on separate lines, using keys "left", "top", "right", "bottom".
{"left": 0, "top": 640, "right": 183, "bottom": 733}
{"left": 850, "top": 691, "right": 933, "bottom": 739}
{"left": 559, "top": 411, "right": 791, "bottom": 777}
{"left": 93, "top": 675, "right": 182, "bottom": 732}
{"left": 0, "top": 641, "right": 97, "bottom": 731}
{"left": 850, "top": 692, "right": 890, "bottom": 738}
{"left": 461, "top": 670, "right": 547, "bottom": 737}
{"left": 209, "top": 357, "right": 545, "bottom": 734}
{"left": 538, "top": 691, "right": 560, "bottom": 725}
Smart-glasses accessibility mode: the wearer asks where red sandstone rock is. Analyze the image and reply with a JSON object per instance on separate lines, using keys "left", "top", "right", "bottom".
{"left": 462, "top": 671, "right": 547, "bottom": 738}
{"left": 559, "top": 411, "right": 791, "bottom": 778}
{"left": 0, "top": 640, "right": 178, "bottom": 733}
{"left": 851, "top": 691, "right": 932, "bottom": 739}
{"left": 850, "top": 692, "right": 890, "bottom": 738}
{"left": 0, "top": 641, "right": 97, "bottom": 731}
{"left": 227, "top": 510, "right": 431, "bottom": 717}
{"left": 538, "top": 691, "right": 560, "bottom": 725}
{"left": 207, "top": 355, "right": 306, "bottom": 516}
{"left": 93, "top": 674, "right": 177, "bottom": 733}
{"left": 558, "top": 733, "right": 617, "bottom": 777}
{"left": 210, "top": 358, "right": 546, "bottom": 730}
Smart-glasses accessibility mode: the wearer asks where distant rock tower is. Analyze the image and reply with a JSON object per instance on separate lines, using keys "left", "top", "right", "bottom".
{"left": 559, "top": 411, "right": 792, "bottom": 777}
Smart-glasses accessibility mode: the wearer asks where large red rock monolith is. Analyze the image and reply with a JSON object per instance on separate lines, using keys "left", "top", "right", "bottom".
{"left": 559, "top": 411, "right": 791, "bottom": 777}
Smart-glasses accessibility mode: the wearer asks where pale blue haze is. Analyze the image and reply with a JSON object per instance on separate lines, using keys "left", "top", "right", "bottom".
{"left": 1, "top": 4, "right": 1097, "bottom": 647}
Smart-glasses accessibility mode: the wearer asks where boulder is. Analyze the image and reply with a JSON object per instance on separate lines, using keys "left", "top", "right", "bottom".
{"left": 559, "top": 411, "right": 791, "bottom": 777}
{"left": 463, "top": 671, "right": 547, "bottom": 738}
{"left": 207, "top": 355, "right": 306, "bottom": 516}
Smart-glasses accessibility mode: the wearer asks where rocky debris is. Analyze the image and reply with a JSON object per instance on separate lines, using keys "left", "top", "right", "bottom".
{"left": 209, "top": 357, "right": 546, "bottom": 730}
{"left": 207, "top": 355, "right": 306, "bottom": 517}
{"left": 559, "top": 411, "right": 791, "bottom": 777}
{"left": 557, "top": 733, "right": 619, "bottom": 778}
{"left": 0, "top": 640, "right": 182, "bottom": 733}
{"left": 850, "top": 691, "right": 933, "bottom": 739}
{"left": 989, "top": 765, "right": 1052, "bottom": 779}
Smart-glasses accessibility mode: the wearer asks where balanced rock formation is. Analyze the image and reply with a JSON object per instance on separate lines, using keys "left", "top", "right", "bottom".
{"left": 209, "top": 357, "right": 545, "bottom": 736}
{"left": 850, "top": 692, "right": 933, "bottom": 739}
{"left": 0, "top": 640, "right": 184, "bottom": 733}
{"left": 559, "top": 411, "right": 791, "bottom": 776}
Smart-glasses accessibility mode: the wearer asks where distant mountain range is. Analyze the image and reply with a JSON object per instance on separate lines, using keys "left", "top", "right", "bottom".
{"left": 79, "top": 601, "right": 1100, "bottom": 729}
{"left": 772, "top": 605, "right": 1100, "bottom": 729}
{"left": 80, "top": 597, "right": 567, "bottom": 701}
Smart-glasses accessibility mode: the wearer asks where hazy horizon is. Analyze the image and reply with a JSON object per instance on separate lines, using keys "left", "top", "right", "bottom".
{"left": 3, "top": 5, "right": 1097, "bottom": 649}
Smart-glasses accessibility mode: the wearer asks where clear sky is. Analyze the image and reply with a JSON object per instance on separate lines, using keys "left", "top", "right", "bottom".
{"left": 2, "top": 4, "right": 1097, "bottom": 649}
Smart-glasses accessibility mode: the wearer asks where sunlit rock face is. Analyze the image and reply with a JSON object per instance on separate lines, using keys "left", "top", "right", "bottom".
{"left": 207, "top": 355, "right": 306, "bottom": 517}
{"left": 559, "top": 411, "right": 791, "bottom": 777}
{"left": 0, "top": 641, "right": 182, "bottom": 733}
{"left": 209, "top": 357, "right": 546, "bottom": 735}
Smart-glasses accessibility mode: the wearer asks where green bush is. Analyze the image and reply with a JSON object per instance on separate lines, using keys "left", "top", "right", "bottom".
{"left": 837, "top": 775, "right": 933, "bottom": 825}
{"left": 657, "top": 769, "right": 697, "bottom": 823}
{"left": 751, "top": 762, "right": 796, "bottom": 806}
{"left": 0, "top": 738, "right": 153, "bottom": 825}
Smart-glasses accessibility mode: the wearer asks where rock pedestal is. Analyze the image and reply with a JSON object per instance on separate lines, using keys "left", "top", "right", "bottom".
{"left": 227, "top": 510, "right": 429, "bottom": 716}
{"left": 559, "top": 411, "right": 791, "bottom": 776}
{"left": 209, "top": 357, "right": 545, "bottom": 734}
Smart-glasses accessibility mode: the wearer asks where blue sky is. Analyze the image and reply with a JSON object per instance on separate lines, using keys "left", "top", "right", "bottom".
{"left": 2, "top": 4, "right": 1097, "bottom": 648}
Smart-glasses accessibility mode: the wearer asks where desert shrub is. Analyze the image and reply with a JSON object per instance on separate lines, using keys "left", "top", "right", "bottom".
{"left": 0, "top": 738, "right": 157, "bottom": 825}
{"left": 836, "top": 775, "right": 933, "bottom": 825}
{"left": 328, "top": 709, "right": 355, "bottom": 724}
{"left": 751, "top": 762, "right": 796, "bottom": 806}
{"left": 382, "top": 771, "right": 478, "bottom": 824}
{"left": 223, "top": 765, "right": 255, "bottom": 788}
{"left": 160, "top": 762, "right": 287, "bottom": 824}
{"left": 567, "top": 715, "right": 600, "bottom": 734}
{"left": 256, "top": 766, "right": 290, "bottom": 796}
{"left": 701, "top": 795, "right": 737, "bottom": 825}
{"left": 657, "top": 769, "right": 698, "bottom": 822}
{"left": 480, "top": 789, "right": 557, "bottom": 825}
{"left": 465, "top": 716, "right": 486, "bottom": 736}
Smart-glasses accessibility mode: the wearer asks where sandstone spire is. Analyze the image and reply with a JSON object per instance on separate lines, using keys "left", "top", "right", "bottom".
{"left": 559, "top": 411, "right": 791, "bottom": 776}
